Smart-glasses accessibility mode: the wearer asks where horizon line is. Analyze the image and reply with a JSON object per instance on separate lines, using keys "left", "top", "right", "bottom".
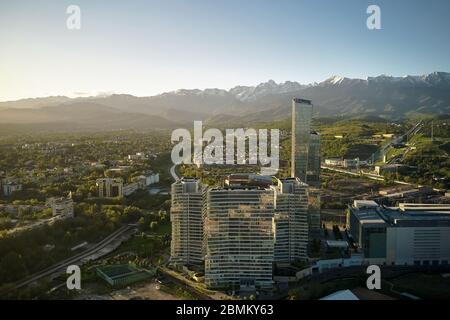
{"left": 1, "top": 70, "right": 448, "bottom": 103}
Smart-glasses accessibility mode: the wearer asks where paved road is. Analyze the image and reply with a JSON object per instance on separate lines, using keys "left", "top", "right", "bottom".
{"left": 322, "top": 165, "right": 413, "bottom": 186}
{"left": 11, "top": 225, "right": 133, "bottom": 291}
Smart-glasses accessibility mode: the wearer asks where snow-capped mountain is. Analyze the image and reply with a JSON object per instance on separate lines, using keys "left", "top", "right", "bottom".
{"left": 319, "top": 76, "right": 367, "bottom": 88}
{"left": 229, "top": 80, "right": 306, "bottom": 102}
{"left": 1, "top": 72, "right": 449, "bottom": 130}
{"left": 152, "top": 72, "right": 450, "bottom": 102}
{"left": 227, "top": 72, "right": 450, "bottom": 101}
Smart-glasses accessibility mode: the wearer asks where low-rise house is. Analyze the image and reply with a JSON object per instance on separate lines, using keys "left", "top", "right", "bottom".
{"left": 2, "top": 182, "right": 22, "bottom": 196}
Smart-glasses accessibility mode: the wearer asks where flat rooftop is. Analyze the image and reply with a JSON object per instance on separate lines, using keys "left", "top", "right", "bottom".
{"left": 351, "top": 200, "right": 450, "bottom": 228}
{"left": 293, "top": 98, "right": 312, "bottom": 105}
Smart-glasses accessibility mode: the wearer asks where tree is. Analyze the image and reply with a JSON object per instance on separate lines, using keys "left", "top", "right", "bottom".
{"left": 138, "top": 217, "right": 145, "bottom": 228}
{"left": 0, "top": 252, "right": 28, "bottom": 283}
{"left": 158, "top": 210, "right": 167, "bottom": 222}
{"left": 150, "top": 221, "right": 158, "bottom": 231}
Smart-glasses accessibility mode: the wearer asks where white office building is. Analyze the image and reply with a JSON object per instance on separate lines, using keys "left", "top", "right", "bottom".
{"left": 349, "top": 200, "right": 450, "bottom": 265}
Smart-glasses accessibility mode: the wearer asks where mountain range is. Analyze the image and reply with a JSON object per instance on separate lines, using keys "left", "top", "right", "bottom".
{"left": 1, "top": 72, "right": 449, "bottom": 131}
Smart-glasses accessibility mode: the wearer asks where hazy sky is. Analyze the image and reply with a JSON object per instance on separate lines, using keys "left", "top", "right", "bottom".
{"left": 1, "top": 0, "right": 450, "bottom": 101}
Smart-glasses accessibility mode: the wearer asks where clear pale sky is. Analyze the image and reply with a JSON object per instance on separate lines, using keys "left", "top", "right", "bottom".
{"left": 1, "top": 0, "right": 449, "bottom": 101}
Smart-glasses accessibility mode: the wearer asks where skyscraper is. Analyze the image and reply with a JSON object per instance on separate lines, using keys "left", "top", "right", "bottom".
{"left": 170, "top": 178, "right": 206, "bottom": 266}
{"left": 273, "top": 177, "right": 309, "bottom": 264}
{"left": 204, "top": 183, "right": 276, "bottom": 290}
{"left": 291, "top": 98, "right": 321, "bottom": 187}
{"left": 170, "top": 174, "right": 310, "bottom": 291}
{"left": 307, "top": 131, "right": 321, "bottom": 187}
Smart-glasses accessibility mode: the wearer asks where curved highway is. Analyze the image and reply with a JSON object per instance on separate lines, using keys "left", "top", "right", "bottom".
{"left": 11, "top": 225, "right": 132, "bottom": 291}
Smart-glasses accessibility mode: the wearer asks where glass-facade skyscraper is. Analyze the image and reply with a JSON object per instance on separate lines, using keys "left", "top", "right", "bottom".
{"left": 291, "top": 98, "right": 320, "bottom": 187}
{"left": 307, "top": 131, "right": 321, "bottom": 187}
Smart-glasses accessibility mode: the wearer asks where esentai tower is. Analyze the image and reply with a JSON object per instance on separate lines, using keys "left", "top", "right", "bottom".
{"left": 291, "top": 98, "right": 321, "bottom": 187}
{"left": 291, "top": 98, "right": 321, "bottom": 235}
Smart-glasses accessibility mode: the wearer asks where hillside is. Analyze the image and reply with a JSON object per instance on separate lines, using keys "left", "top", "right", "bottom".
{"left": 0, "top": 72, "right": 449, "bottom": 132}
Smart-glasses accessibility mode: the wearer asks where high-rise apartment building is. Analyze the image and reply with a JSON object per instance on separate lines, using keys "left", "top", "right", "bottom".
{"left": 170, "top": 174, "right": 310, "bottom": 291}
{"left": 204, "top": 182, "right": 276, "bottom": 290}
{"left": 273, "top": 178, "right": 309, "bottom": 263}
{"left": 170, "top": 178, "right": 206, "bottom": 266}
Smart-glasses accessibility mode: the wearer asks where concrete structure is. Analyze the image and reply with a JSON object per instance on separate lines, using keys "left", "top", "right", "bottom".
{"left": 272, "top": 214, "right": 290, "bottom": 263}
{"left": 136, "top": 172, "right": 159, "bottom": 188}
{"left": 375, "top": 164, "right": 406, "bottom": 175}
{"left": 398, "top": 203, "right": 450, "bottom": 211}
{"left": 96, "top": 178, "right": 123, "bottom": 198}
{"left": 348, "top": 200, "right": 450, "bottom": 265}
{"left": 343, "top": 158, "right": 359, "bottom": 169}
{"left": 123, "top": 182, "right": 139, "bottom": 196}
{"left": 2, "top": 182, "right": 22, "bottom": 196}
{"left": 324, "top": 158, "right": 367, "bottom": 168}
{"left": 149, "top": 173, "right": 160, "bottom": 185}
{"left": 326, "top": 240, "right": 349, "bottom": 249}
{"left": 308, "top": 188, "right": 322, "bottom": 235}
{"left": 376, "top": 187, "right": 434, "bottom": 206}
{"left": 324, "top": 158, "right": 343, "bottom": 166}
{"left": 273, "top": 177, "right": 309, "bottom": 263}
{"left": 46, "top": 196, "right": 74, "bottom": 218}
{"left": 204, "top": 174, "right": 309, "bottom": 290}
{"left": 127, "top": 152, "right": 146, "bottom": 161}
{"left": 204, "top": 183, "right": 276, "bottom": 290}
{"left": 96, "top": 264, "right": 154, "bottom": 287}
{"left": 170, "top": 178, "right": 206, "bottom": 266}
{"left": 170, "top": 174, "right": 311, "bottom": 291}
{"left": 0, "top": 204, "right": 45, "bottom": 216}
{"left": 295, "top": 254, "right": 384, "bottom": 280}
